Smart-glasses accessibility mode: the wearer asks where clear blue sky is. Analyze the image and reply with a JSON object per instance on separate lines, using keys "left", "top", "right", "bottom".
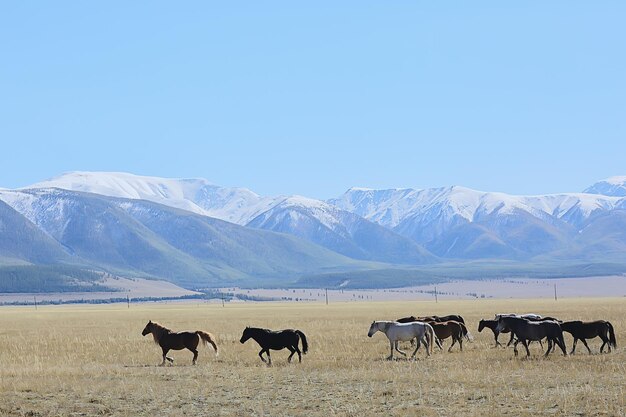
{"left": 1, "top": 2, "right": 624, "bottom": 199}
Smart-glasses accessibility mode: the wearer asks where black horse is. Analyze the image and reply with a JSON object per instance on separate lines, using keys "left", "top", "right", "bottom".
{"left": 239, "top": 327, "right": 308, "bottom": 365}
{"left": 492, "top": 314, "right": 561, "bottom": 347}
{"left": 560, "top": 320, "right": 617, "bottom": 354}
{"left": 418, "top": 315, "right": 466, "bottom": 324}
{"left": 478, "top": 319, "right": 511, "bottom": 347}
{"left": 497, "top": 316, "right": 566, "bottom": 357}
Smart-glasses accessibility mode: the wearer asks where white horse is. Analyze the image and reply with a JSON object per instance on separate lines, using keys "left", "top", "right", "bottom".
{"left": 367, "top": 320, "right": 434, "bottom": 360}
{"left": 495, "top": 313, "right": 543, "bottom": 320}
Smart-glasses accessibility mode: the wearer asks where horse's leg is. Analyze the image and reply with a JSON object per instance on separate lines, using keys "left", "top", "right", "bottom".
{"left": 387, "top": 340, "right": 394, "bottom": 360}
{"left": 160, "top": 347, "right": 172, "bottom": 366}
{"left": 494, "top": 331, "right": 502, "bottom": 348}
{"left": 423, "top": 336, "right": 430, "bottom": 357}
{"left": 294, "top": 345, "right": 302, "bottom": 363}
{"left": 570, "top": 338, "right": 578, "bottom": 354}
{"left": 513, "top": 339, "right": 519, "bottom": 356}
{"left": 600, "top": 337, "right": 607, "bottom": 353}
{"left": 191, "top": 348, "right": 199, "bottom": 365}
{"left": 410, "top": 338, "right": 421, "bottom": 358}
{"left": 507, "top": 332, "right": 515, "bottom": 347}
{"left": 435, "top": 337, "right": 443, "bottom": 350}
{"left": 458, "top": 334, "right": 463, "bottom": 352}
{"left": 522, "top": 340, "right": 531, "bottom": 357}
{"left": 544, "top": 339, "right": 553, "bottom": 357}
{"left": 287, "top": 346, "right": 296, "bottom": 363}
{"left": 395, "top": 341, "right": 407, "bottom": 357}
{"left": 258, "top": 349, "right": 268, "bottom": 363}
{"left": 557, "top": 335, "right": 567, "bottom": 356}
{"left": 448, "top": 337, "right": 456, "bottom": 353}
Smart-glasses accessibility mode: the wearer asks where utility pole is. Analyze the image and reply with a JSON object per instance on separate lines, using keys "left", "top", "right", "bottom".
{"left": 221, "top": 293, "right": 225, "bottom": 307}
{"left": 434, "top": 286, "right": 438, "bottom": 303}
{"left": 34, "top": 296, "right": 37, "bottom": 310}
{"left": 127, "top": 295, "right": 130, "bottom": 309}
{"left": 554, "top": 283, "right": 557, "bottom": 301}
{"left": 325, "top": 288, "right": 329, "bottom": 305}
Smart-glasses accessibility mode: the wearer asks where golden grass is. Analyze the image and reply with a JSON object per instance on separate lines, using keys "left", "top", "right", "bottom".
{"left": 0, "top": 298, "right": 624, "bottom": 416}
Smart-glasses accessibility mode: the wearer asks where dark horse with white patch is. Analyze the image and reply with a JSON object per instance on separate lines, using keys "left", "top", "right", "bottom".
{"left": 496, "top": 316, "right": 567, "bottom": 357}
{"left": 142, "top": 321, "right": 218, "bottom": 365}
{"left": 560, "top": 320, "right": 616, "bottom": 354}
{"left": 240, "top": 327, "right": 308, "bottom": 365}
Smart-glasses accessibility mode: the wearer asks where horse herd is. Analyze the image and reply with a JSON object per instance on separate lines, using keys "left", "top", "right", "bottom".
{"left": 141, "top": 312, "right": 617, "bottom": 366}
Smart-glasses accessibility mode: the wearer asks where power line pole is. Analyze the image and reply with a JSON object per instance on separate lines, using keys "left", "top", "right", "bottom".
{"left": 325, "top": 288, "right": 328, "bottom": 305}
{"left": 34, "top": 296, "right": 37, "bottom": 310}
{"left": 554, "top": 283, "right": 557, "bottom": 301}
{"left": 434, "top": 286, "right": 438, "bottom": 303}
{"left": 127, "top": 295, "right": 130, "bottom": 309}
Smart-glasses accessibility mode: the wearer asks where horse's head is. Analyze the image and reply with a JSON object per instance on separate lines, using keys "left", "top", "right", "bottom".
{"left": 478, "top": 320, "right": 485, "bottom": 332}
{"left": 240, "top": 326, "right": 251, "bottom": 344}
{"left": 142, "top": 321, "right": 152, "bottom": 336}
{"left": 367, "top": 321, "right": 379, "bottom": 338}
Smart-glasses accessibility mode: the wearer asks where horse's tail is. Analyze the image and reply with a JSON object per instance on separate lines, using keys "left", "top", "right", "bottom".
{"left": 425, "top": 323, "right": 435, "bottom": 356}
{"left": 196, "top": 331, "right": 219, "bottom": 357}
{"left": 459, "top": 322, "right": 473, "bottom": 342}
{"left": 296, "top": 330, "right": 308, "bottom": 354}
{"left": 607, "top": 321, "right": 617, "bottom": 349}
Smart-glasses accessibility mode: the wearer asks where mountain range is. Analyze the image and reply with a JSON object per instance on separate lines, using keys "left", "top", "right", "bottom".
{"left": 1, "top": 171, "right": 625, "bottom": 292}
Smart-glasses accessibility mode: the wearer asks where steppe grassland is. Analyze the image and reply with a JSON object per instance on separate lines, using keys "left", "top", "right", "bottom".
{"left": 0, "top": 298, "right": 624, "bottom": 416}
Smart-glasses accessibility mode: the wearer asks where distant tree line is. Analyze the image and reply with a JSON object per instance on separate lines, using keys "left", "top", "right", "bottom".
{"left": 0, "top": 265, "right": 110, "bottom": 293}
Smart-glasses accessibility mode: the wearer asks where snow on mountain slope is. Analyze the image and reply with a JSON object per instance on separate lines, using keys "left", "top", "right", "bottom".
{"left": 584, "top": 176, "right": 626, "bottom": 197}
{"left": 246, "top": 195, "right": 436, "bottom": 264}
{"left": 329, "top": 186, "right": 623, "bottom": 230}
{"left": 27, "top": 171, "right": 282, "bottom": 225}
{"left": 329, "top": 185, "right": 626, "bottom": 259}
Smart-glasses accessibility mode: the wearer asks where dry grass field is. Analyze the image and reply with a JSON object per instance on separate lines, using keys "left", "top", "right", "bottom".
{"left": 0, "top": 298, "right": 624, "bottom": 416}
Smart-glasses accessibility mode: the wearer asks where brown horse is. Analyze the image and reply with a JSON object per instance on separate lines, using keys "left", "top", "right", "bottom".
{"left": 397, "top": 315, "right": 470, "bottom": 348}
{"left": 142, "top": 321, "right": 218, "bottom": 366}
{"left": 560, "top": 320, "right": 616, "bottom": 354}
{"left": 430, "top": 321, "right": 467, "bottom": 352}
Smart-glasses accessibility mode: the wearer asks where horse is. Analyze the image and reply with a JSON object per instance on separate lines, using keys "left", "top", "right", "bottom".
{"left": 367, "top": 320, "right": 434, "bottom": 360}
{"left": 496, "top": 316, "right": 566, "bottom": 357}
{"left": 560, "top": 320, "right": 616, "bottom": 354}
{"left": 429, "top": 321, "right": 467, "bottom": 352}
{"left": 239, "top": 327, "right": 308, "bottom": 365}
{"left": 496, "top": 313, "right": 543, "bottom": 321}
{"left": 397, "top": 315, "right": 471, "bottom": 347}
{"left": 141, "top": 320, "right": 218, "bottom": 366}
{"left": 418, "top": 315, "right": 466, "bottom": 324}
{"left": 478, "top": 319, "right": 510, "bottom": 347}
{"left": 396, "top": 315, "right": 418, "bottom": 323}
{"left": 493, "top": 314, "right": 560, "bottom": 347}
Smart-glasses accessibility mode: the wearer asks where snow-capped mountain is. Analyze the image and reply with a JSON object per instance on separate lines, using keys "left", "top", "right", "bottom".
{"left": 25, "top": 172, "right": 435, "bottom": 264}
{"left": 28, "top": 171, "right": 282, "bottom": 224}
{"left": 584, "top": 176, "right": 626, "bottom": 197}
{"left": 2, "top": 171, "right": 626, "bottom": 291}
{"left": 9, "top": 170, "right": 626, "bottom": 264}
{"left": 329, "top": 186, "right": 622, "bottom": 230}
{"left": 329, "top": 185, "right": 626, "bottom": 259}
{"left": 246, "top": 195, "right": 435, "bottom": 264}
{"left": 0, "top": 188, "right": 361, "bottom": 287}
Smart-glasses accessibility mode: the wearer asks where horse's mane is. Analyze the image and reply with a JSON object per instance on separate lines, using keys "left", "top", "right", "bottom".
{"left": 148, "top": 321, "right": 172, "bottom": 344}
